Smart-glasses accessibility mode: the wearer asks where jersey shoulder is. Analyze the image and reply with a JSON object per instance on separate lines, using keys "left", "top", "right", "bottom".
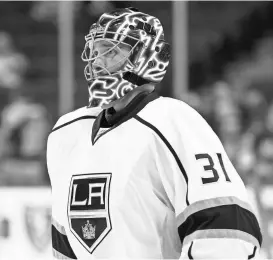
{"left": 47, "top": 106, "right": 101, "bottom": 156}
{"left": 52, "top": 106, "right": 101, "bottom": 132}
{"left": 140, "top": 96, "right": 199, "bottom": 117}
{"left": 139, "top": 96, "right": 213, "bottom": 133}
{"left": 47, "top": 106, "right": 101, "bottom": 176}
{"left": 137, "top": 96, "right": 223, "bottom": 155}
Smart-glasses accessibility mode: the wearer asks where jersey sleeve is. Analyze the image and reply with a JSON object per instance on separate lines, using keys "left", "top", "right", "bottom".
{"left": 137, "top": 99, "right": 263, "bottom": 259}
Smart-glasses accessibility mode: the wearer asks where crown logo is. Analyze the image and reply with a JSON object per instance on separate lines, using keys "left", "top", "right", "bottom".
{"left": 82, "top": 220, "right": 96, "bottom": 240}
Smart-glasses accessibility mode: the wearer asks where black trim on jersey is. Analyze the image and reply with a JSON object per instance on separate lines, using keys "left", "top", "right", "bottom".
{"left": 248, "top": 246, "right": 257, "bottom": 259}
{"left": 134, "top": 115, "right": 190, "bottom": 206}
{"left": 188, "top": 241, "right": 194, "bottom": 259}
{"left": 178, "top": 204, "right": 262, "bottom": 247}
{"left": 51, "top": 116, "right": 97, "bottom": 133}
{"left": 52, "top": 225, "right": 77, "bottom": 259}
{"left": 91, "top": 91, "right": 160, "bottom": 145}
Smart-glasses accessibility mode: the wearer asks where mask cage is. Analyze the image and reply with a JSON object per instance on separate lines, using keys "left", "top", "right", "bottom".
{"left": 81, "top": 30, "right": 143, "bottom": 82}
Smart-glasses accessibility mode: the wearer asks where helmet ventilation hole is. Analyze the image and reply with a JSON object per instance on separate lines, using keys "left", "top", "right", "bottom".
{"left": 148, "top": 61, "right": 155, "bottom": 68}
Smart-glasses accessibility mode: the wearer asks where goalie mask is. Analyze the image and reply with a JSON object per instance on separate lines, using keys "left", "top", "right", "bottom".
{"left": 81, "top": 7, "right": 171, "bottom": 107}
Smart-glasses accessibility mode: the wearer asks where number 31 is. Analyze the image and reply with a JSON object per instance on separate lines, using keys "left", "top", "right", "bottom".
{"left": 195, "top": 153, "right": 231, "bottom": 184}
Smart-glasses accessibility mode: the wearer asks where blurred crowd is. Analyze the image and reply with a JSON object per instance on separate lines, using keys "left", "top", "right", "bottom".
{"left": 0, "top": 31, "right": 51, "bottom": 186}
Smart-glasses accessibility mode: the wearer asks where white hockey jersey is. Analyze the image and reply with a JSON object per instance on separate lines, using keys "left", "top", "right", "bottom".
{"left": 47, "top": 92, "right": 262, "bottom": 259}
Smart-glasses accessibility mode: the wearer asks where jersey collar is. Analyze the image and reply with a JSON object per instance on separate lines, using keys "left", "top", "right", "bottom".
{"left": 91, "top": 90, "right": 159, "bottom": 144}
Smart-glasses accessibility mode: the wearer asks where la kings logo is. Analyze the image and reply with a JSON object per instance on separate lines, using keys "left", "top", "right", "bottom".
{"left": 68, "top": 173, "right": 112, "bottom": 254}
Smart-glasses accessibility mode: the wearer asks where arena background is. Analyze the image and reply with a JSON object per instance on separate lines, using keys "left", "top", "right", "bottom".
{"left": 0, "top": 1, "right": 273, "bottom": 259}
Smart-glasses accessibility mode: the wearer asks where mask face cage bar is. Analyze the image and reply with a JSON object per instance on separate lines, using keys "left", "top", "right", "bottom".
{"left": 81, "top": 31, "right": 143, "bottom": 82}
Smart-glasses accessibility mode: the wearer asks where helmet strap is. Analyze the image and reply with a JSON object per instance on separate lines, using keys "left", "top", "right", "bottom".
{"left": 123, "top": 71, "right": 149, "bottom": 86}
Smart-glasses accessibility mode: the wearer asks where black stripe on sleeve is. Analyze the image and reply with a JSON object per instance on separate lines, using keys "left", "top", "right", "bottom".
{"left": 178, "top": 204, "right": 262, "bottom": 247}
{"left": 52, "top": 225, "right": 77, "bottom": 259}
{"left": 134, "top": 115, "right": 189, "bottom": 205}
{"left": 51, "top": 116, "right": 97, "bottom": 133}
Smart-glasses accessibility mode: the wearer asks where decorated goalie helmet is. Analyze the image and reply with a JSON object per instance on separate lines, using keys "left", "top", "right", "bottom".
{"left": 82, "top": 7, "right": 171, "bottom": 107}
